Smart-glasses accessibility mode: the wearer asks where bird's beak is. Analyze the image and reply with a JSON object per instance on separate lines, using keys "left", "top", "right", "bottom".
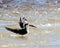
{"left": 29, "top": 24, "right": 37, "bottom": 28}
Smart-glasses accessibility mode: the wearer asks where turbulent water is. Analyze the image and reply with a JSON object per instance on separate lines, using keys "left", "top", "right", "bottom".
{"left": 0, "top": 1, "right": 60, "bottom": 48}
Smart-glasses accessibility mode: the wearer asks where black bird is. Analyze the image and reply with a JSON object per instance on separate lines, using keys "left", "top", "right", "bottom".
{"left": 5, "top": 17, "right": 29, "bottom": 35}
{"left": 5, "top": 17, "right": 37, "bottom": 35}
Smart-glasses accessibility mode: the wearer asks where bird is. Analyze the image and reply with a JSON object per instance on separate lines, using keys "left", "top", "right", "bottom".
{"left": 5, "top": 17, "right": 37, "bottom": 35}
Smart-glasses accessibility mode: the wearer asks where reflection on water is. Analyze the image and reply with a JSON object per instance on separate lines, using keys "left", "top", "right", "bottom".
{"left": 0, "top": 2, "right": 60, "bottom": 48}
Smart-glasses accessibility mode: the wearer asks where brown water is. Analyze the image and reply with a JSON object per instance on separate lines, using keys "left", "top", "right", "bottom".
{"left": 0, "top": 3, "right": 60, "bottom": 48}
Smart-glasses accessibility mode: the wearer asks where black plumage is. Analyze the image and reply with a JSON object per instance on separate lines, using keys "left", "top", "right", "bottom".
{"left": 5, "top": 17, "right": 28, "bottom": 35}
{"left": 5, "top": 27, "right": 27, "bottom": 35}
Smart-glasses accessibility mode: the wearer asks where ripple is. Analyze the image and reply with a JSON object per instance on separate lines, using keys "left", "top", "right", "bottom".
{"left": 0, "top": 20, "right": 16, "bottom": 26}
{"left": 0, "top": 33, "right": 9, "bottom": 38}
{"left": 0, "top": 43, "right": 33, "bottom": 48}
{"left": 1, "top": 45, "right": 8, "bottom": 48}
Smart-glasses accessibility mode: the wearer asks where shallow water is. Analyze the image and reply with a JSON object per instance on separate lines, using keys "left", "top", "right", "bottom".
{"left": 0, "top": 2, "right": 60, "bottom": 48}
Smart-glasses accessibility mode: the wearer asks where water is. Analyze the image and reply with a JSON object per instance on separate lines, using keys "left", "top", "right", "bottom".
{"left": 0, "top": 2, "right": 60, "bottom": 48}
